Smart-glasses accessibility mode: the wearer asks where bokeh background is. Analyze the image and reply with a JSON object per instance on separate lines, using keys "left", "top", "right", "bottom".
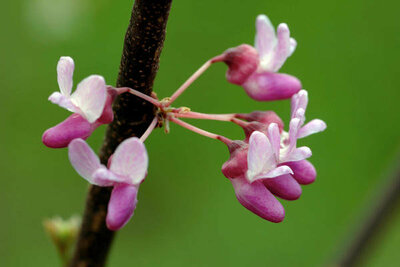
{"left": 1, "top": 0, "right": 400, "bottom": 266}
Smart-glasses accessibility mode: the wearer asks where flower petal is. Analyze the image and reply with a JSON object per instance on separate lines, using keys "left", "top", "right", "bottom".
{"left": 92, "top": 168, "right": 127, "bottom": 187}
{"left": 298, "top": 119, "right": 327, "bottom": 138}
{"left": 42, "top": 114, "right": 97, "bottom": 148}
{"left": 267, "top": 123, "right": 280, "bottom": 162}
{"left": 285, "top": 146, "right": 312, "bottom": 162}
{"left": 230, "top": 176, "right": 285, "bottom": 223}
{"left": 289, "top": 38, "right": 297, "bottom": 56}
{"left": 286, "top": 160, "right": 316, "bottom": 185}
{"left": 48, "top": 92, "right": 78, "bottom": 113}
{"left": 246, "top": 131, "right": 274, "bottom": 183}
{"left": 255, "top": 14, "right": 276, "bottom": 64}
{"left": 57, "top": 56, "right": 74, "bottom": 96}
{"left": 70, "top": 75, "right": 107, "bottom": 123}
{"left": 263, "top": 174, "right": 302, "bottom": 200}
{"left": 106, "top": 184, "right": 138, "bottom": 231}
{"left": 271, "top": 23, "right": 291, "bottom": 72}
{"left": 255, "top": 165, "right": 293, "bottom": 180}
{"left": 291, "top": 89, "right": 308, "bottom": 119}
{"left": 110, "top": 137, "right": 148, "bottom": 185}
{"left": 68, "top": 138, "right": 102, "bottom": 184}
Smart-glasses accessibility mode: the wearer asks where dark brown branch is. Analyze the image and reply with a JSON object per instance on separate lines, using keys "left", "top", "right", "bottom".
{"left": 69, "top": 1, "right": 172, "bottom": 266}
{"left": 334, "top": 158, "right": 400, "bottom": 266}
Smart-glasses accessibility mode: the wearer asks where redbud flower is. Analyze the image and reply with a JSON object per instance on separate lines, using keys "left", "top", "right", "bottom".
{"left": 68, "top": 137, "right": 148, "bottom": 231}
{"left": 43, "top": 57, "right": 115, "bottom": 148}
{"left": 216, "top": 14, "right": 301, "bottom": 101}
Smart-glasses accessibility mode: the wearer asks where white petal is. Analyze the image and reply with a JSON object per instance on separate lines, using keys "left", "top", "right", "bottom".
{"left": 267, "top": 123, "right": 280, "bottom": 162}
{"left": 110, "top": 137, "right": 148, "bottom": 185}
{"left": 298, "top": 119, "right": 327, "bottom": 138}
{"left": 291, "top": 89, "right": 308, "bottom": 119}
{"left": 288, "top": 118, "right": 301, "bottom": 152}
{"left": 92, "top": 168, "right": 128, "bottom": 187}
{"left": 271, "top": 23, "right": 291, "bottom": 72}
{"left": 57, "top": 57, "right": 74, "bottom": 96}
{"left": 70, "top": 75, "right": 107, "bottom": 123}
{"left": 246, "top": 131, "right": 275, "bottom": 183}
{"left": 289, "top": 38, "right": 297, "bottom": 56}
{"left": 255, "top": 15, "right": 277, "bottom": 66}
{"left": 285, "top": 146, "right": 312, "bottom": 162}
{"left": 48, "top": 92, "right": 78, "bottom": 113}
{"left": 255, "top": 165, "right": 293, "bottom": 180}
{"left": 68, "top": 139, "right": 102, "bottom": 184}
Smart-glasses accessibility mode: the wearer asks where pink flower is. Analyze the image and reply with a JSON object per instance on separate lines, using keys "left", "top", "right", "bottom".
{"left": 68, "top": 137, "right": 148, "bottom": 231}
{"left": 216, "top": 14, "right": 301, "bottom": 101}
{"left": 43, "top": 57, "right": 115, "bottom": 148}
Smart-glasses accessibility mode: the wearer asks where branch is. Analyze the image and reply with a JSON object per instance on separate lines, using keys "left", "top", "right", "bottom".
{"left": 334, "top": 157, "right": 400, "bottom": 266}
{"left": 69, "top": 1, "right": 172, "bottom": 266}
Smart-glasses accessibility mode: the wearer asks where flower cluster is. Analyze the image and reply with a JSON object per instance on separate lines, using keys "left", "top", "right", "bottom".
{"left": 43, "top": 14, "right": 326, "bottom": 230}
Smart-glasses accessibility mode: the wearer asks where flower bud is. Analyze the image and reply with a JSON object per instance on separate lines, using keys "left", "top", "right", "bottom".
{"left": 217, "top": 44, "right": 259, "bottom": 85}
{"left": 242, "top": 71, "right": 301, "bottom": 101}
{"left": 285, "top": 160, "right": 316, "bottom": 185}
{"left": 263, "top": 174, "right": 302, "bottom": 200}
{"left": 230, "top": 176, "right": 285, "bottom": 222}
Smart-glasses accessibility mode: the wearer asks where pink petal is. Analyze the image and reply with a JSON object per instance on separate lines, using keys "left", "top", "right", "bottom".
{"left": 70, "top": 75, "right": 107, "bottom": 123}
{"left": 291, "top": 90, "right": 308, "bottom": 118}
{"left": 92, "top": 168, "right": 127, "bottom": 187}
{"left": 271, "top": 23, "right": 291, "bottom": 72}
{"left": 42, "top": 114, "right": 97, "bottom": 148}
{"left": 221, "top": 141, "right": 249, "bottom": 179}
{"left": 298, "top": 119, "right": 327, "bottom": 138}
{"left": 48, "top": 92, "right": 78, "bottom": 113}
{"left": 286, "top": 160, "right": 316, "bottom": 185}
{"left": 110, "top": 137, "right": 148, "bottom": 185}
{"left": 57, "top": 56, "right": 74, "bottom": 96}
{"left": 68, "top": 138, "right": 102, "bottom": 184}
{"left": 242, "top": 71, "right": 302, "bottom": 101}
{"left": 236, "top": 111, "right": 284, "bottom": 132}
{"left": 267, "top": 123, "right": 280, "bottom": 161}
{"left": 263, "top": 174, "right": 302, "bottom": 200}
{"left": 106, "top": 184, "right": 138, "bottom": 231}
{"left": 288, "top": 118, "right": 301, "bottom": 152}
{"left": 285, "top": 146, "right": 312, "bottom": 162}
{"left": 246, "top": 131, "right": 274, "bottom": 183}
{"left": 230, "top": 176, "right": 285, "bottom": 223}
{"left": 255, "top": 15, "right": 276, "bottom": 61}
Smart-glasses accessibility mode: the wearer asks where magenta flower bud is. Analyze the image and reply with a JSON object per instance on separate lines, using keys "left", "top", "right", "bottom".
{"left": 106, "top": 184, "right": 138, "bottom": 231}
{"left": 218, "top": 44, "right": 259, "bottom": 85}
{"left": 285, "top": 160, "right": 316, "bottom": 185}
{"left": 42, "top": 114, "right": 98, "bottom": 148}
{"left": 242, "top": 72, "right": 301, "bottom": 101}
{"left": 263, "top": 174, "right": 302, "bottom": 200}
{"left": 230, "top": 176, "right": 285, "bottom": 223}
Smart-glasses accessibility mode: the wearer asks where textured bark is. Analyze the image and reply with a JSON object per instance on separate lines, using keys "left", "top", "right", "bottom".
{"left": 69, "top": 1, "right": 172, "bottom": 266}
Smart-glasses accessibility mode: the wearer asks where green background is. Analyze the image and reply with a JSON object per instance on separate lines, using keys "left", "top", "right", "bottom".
{"left": 1, "top": 0, "right": 400, "bottom": 266}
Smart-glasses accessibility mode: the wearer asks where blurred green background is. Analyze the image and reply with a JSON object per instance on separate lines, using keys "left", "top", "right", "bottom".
{"left": 1, "top": 0, "right": 400, "bottom": 266}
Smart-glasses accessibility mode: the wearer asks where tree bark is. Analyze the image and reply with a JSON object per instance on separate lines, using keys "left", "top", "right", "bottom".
{"left": 69, "top": 1, "right": 172, "bottom": 266}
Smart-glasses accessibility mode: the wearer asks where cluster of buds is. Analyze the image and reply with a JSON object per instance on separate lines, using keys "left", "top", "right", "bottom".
{"left": 43, "top": 14, "right": 326, "bottom": 230}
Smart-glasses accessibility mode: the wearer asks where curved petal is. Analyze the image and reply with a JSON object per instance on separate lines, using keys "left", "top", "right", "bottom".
{"left": 267, "top": 123, "right": 280, "bottom": 162}
{"left": 298, "top": 119, "right": 327, "bottom": 138}
{"left": 57, "top": 57, "right": 74, "bottom": 96}
{"left": 255, "top": 15, "right": 276, "bottom": 63}
{"left": 42, "top": 114, "right": 97, "bottom": 148}
{"left": 291, "top": 89, "right": 308, "bottom": 119}
{"left": 255, "top": 165, "right": 293, "bottom": 180}
{"left": 68, "top": 138, "right": 102, "bottom": 184}
{"left": 70, "top": 75, "right": 107, "bottom": 123}
{"left": 285, "top": 146, "right": 312, "bottom": 162}
{"left": 230, "top": 176, "right": 285, "bottom": 223}
{"left": 271, "top": 23, "right": 291, "bottom": 72}
{"left": 48, "top": 92, "right": 78, "bottom": 113}
{"left": 289, "top": 38, "right": 297, "bottom": 56}
{"left": 246, "top": 131, "right": 274, "bottom": 183}
{"left": 263, "top": 174, "right": 302, "bottom": 200}
{"left": 110, "top": 137, "right": 148, "bottom": 185}
{"left": 286, "top": 160, "right": 316, "bottom": 185}
{"left": 92, "top": 168, "right": 128, "bottom": 187}
{"left": 106, "top": 184, "right": 138, "bottom": 231}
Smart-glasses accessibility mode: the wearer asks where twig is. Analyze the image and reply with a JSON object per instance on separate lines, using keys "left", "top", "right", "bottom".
{"left": 333, "top": 155, "right": 400, "bottom": 266}
{"left": 68, "top": 1, "right": 172, "bottom": 266}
